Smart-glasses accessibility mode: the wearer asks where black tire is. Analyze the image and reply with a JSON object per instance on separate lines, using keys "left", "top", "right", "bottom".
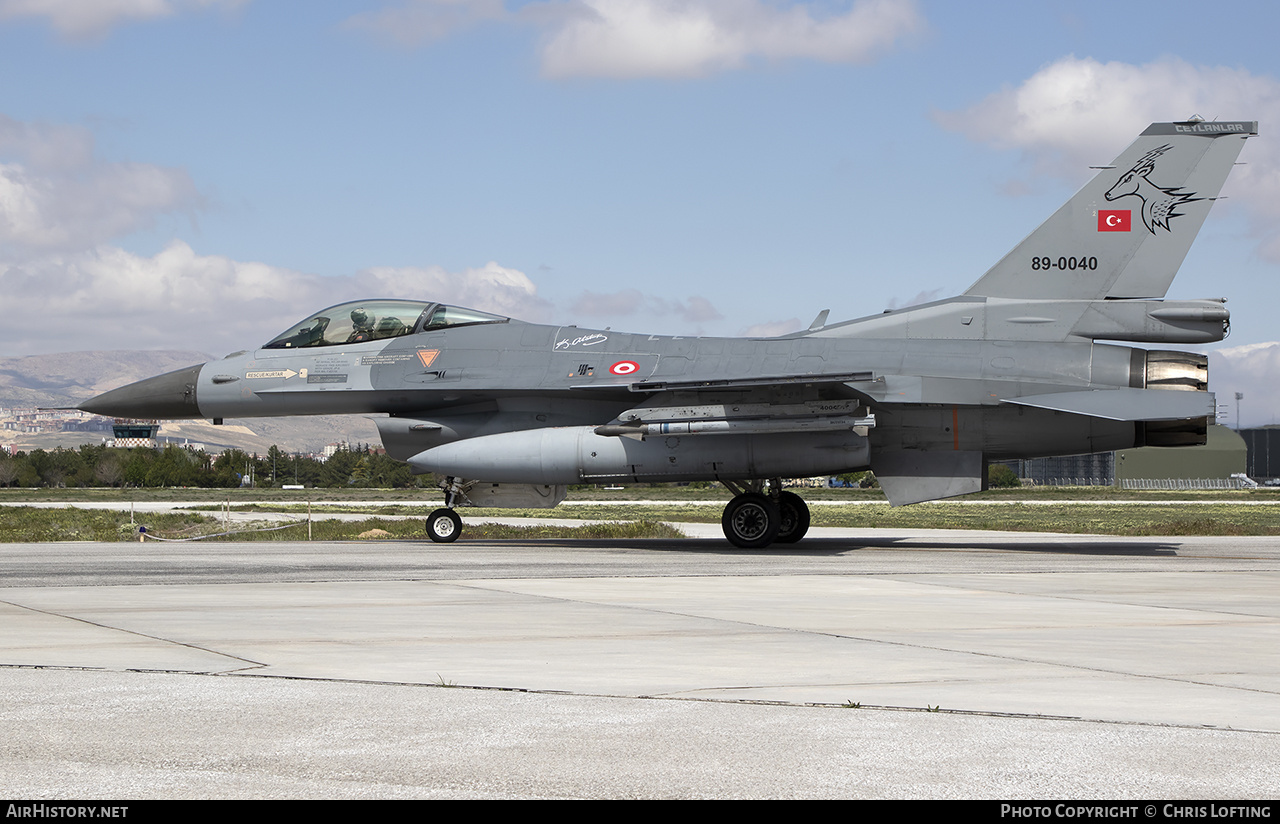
{"left": 721, "top": 493, "right": 780, "bottom": 549}
{"left": 426, "top": 508, "right": 462, "bottom": 543}
{"left": 775, "top": 491, "right": 811, "bottom": 544}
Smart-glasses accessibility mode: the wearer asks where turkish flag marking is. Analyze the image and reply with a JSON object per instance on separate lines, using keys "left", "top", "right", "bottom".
{"left": 1098, "top": 210, "right": 1131, "bottom": 232}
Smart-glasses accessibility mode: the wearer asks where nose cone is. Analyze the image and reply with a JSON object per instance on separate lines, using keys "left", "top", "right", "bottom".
{"left": 79, "top": 364, "right": 205, "bottom": 419}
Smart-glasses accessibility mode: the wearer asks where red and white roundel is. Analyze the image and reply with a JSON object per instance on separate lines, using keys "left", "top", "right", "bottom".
{"left": 609, "top": 360, "right": 639, "bottom": 375}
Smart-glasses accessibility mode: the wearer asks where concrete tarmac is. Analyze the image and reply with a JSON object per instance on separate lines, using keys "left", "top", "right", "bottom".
{"left": 3, "top": 529, "right": 1280, "bottom": 798}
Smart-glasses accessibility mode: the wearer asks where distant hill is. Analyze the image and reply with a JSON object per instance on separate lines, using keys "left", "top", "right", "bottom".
{"left": 0, "top": 350, "right": 381, "bottom": 454}
{"left": 0, "top": 350, "right": 213, "bottom": 408}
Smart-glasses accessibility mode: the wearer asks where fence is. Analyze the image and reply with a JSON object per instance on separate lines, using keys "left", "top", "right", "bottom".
{"left": 1120, "top": 477, "right": 1251, "bottom": 490}
{"left": 1018, "top": 477, "right": 1114, "bottom": 487}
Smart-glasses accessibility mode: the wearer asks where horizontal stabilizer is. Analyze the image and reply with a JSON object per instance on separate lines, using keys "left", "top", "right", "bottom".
{"left": 1002, "top": 387, "right": 1214, "bottom": 421}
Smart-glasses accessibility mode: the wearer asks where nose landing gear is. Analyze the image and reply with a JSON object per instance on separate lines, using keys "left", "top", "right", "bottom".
{"left": 426, "top": 476, "right": 466, "bottom": 543}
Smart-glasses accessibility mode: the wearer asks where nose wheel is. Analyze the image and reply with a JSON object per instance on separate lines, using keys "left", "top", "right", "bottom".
{"left": 426, "top": 508, "right": 462, "bottom": 543}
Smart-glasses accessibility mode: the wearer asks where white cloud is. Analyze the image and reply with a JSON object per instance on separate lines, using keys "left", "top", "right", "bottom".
{"left": 0, "top": 161, "right": 199, "bottom": 255}
{"left": 937, "top": 55, "right": 1280, "bottom": 258}
{"left": 539, "top": 0, "right": 743, "bottom": 79}
{"left": 0, "top": 115, "right": 200, "bottom": 256}
{"left": 1209, "top": 342, "right": 1280, "bottom": 429}
{"left": 0, "top": 0, "right": 244, "bottom": 39}
{"left": 347, "top": 0, "right": 922, "bottom": 79}
{"left": 539, "top": 0, "right": 922, "bottom": 79}
{"left": 739, "top": 318, "right": 801, "bottom": 337}
{"left": 353, "top": 261, "right": 554, "bottom": 321}
{"left": 0, "top": 114, "right": 95, "bottom": 171}
{"left": 1, "top": 243, "right": 308, "bottom": 353}
{"left": 937, "top": 56, "right": 1280, "bottom": 175}
{"left": 0, "top": 242, "right": 552, "bottom": 356}
{"left": 677, "top": 295, "right": 721, "bottom": 323}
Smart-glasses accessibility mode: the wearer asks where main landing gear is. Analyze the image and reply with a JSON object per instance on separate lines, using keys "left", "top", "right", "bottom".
{"left": 719, "top": 479, "right": 811, "bottom": 549}
{"left": 427, "top": 476, "right": 465, "bottom": 543}
{"left": 426, "top": 474, "right": 812, "bottom": 548}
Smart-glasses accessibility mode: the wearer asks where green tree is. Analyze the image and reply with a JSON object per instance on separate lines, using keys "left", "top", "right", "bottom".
{"left": 143, "top": 445, "right": 205, "bottom": 487}
{"left": 987, "top": 464, "right": 1021, "bottom": 488}
{"left": 322, "top": 446, "right": 362, "bottom": 487}
{"left": 122, "top": 448, "right": 156, "bottom": 487}
{"left": 0, "top": 456, "right": 17, "bottom": 487}
{"left": 212, "top": 449, "right": 266, "bottom": 488}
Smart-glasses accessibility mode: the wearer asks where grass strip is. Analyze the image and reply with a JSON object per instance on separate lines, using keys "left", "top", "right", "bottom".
{"left": 0, "top": 506, "right": 685, "bottom": 542}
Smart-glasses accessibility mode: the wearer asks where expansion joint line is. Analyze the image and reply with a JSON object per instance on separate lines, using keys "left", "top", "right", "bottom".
{"left": 0, "top": 598, "right": 267, "bottom": 671}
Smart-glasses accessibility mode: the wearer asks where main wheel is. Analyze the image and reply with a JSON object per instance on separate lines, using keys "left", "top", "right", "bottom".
{"left": 775, "top": 491, "right": 811, "bottom": 544}
{"left": 721, "top": 493, "right": 780, "bottom": 549}
{"left": 426, "top": 508, "right": 462, "bottom": 543}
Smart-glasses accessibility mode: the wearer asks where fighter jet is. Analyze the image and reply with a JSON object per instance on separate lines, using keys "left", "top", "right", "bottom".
{"left": 80, "top": 119, "right": 1256, "bottom": 547}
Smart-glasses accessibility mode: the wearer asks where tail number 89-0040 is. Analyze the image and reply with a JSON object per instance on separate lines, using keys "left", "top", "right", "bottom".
{"left": 1031, "top": 256, "right": 1099, "bottom": 271}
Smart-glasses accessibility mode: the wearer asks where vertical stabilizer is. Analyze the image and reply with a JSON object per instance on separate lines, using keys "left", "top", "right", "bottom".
{"left": 964, "top": 120, "right": 1256, "bottom": 301}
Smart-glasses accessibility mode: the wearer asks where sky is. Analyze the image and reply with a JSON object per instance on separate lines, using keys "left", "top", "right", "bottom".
{"left": 2, "top": 0, "right": 1279, "bottom": 425}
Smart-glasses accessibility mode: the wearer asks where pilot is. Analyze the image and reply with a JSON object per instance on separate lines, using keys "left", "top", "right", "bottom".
{"left": 347, "top": 308, "right": 376, "bottom": 343}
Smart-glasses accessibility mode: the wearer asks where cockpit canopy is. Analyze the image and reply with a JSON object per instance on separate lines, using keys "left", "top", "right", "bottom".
{"left": 263, "top": 300, "right": 509, "bottom": 349}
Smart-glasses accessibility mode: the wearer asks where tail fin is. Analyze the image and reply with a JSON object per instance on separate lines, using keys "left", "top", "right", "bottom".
{"left": 964, "top": 120, "right": 1256, "bottom": 301}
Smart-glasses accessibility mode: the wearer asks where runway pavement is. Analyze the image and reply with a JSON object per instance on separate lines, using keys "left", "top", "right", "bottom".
{"left": 2, "top": 528, "right": 1279, "bottom": 798}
